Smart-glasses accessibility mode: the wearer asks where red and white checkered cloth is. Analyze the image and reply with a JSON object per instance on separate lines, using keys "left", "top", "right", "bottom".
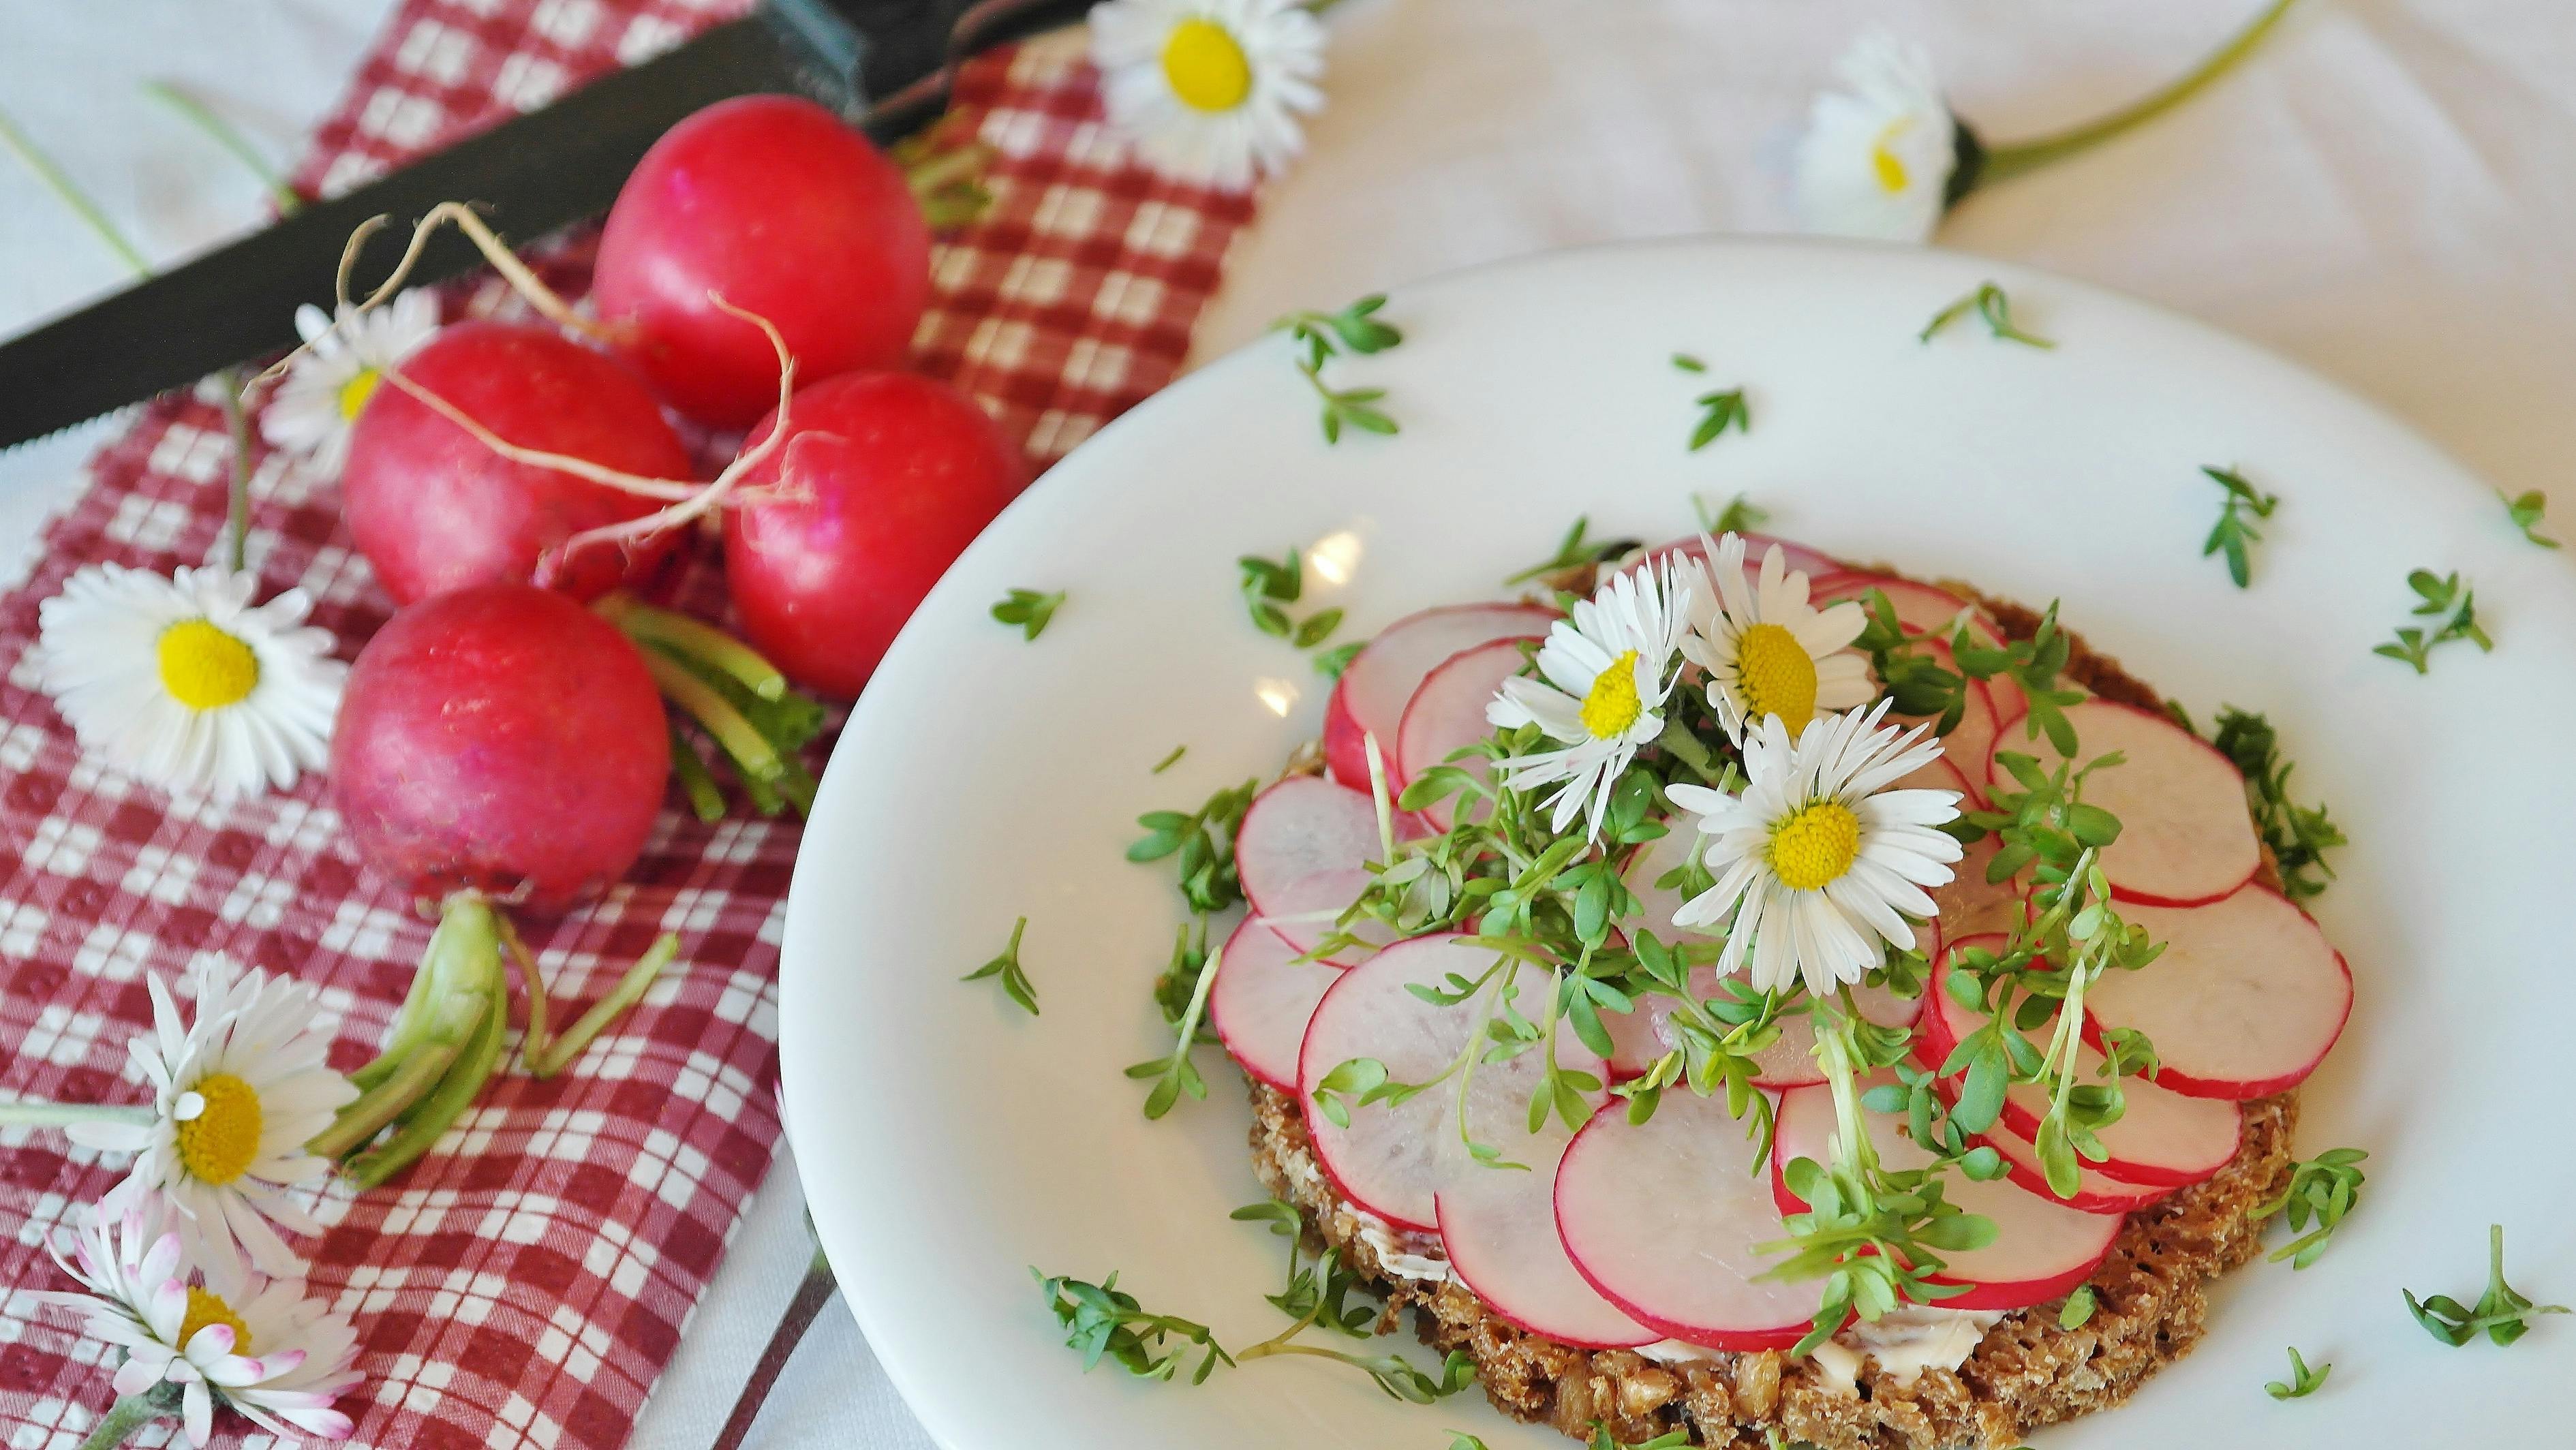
{"left": 0, "top": 3, "right": 1253, "bottom": 1446}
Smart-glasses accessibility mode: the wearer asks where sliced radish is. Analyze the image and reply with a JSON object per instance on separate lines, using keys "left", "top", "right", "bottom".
{"left": 1966, "top": 1112, "right": 2168, "bottom": 1215}
{"left": 1620, "top": 827, "right": 1700, "bottom": 948}
{"left": 1772, "top": 1079, "right": 2119, "bottom": 1311}
{"left": 1209, "top": 917, "right": 1345, "bottom": 1092}
{"left": 2088, "top": 884, "right": 2352, "bottom": 1100}
{"left": 1296, "top": 934, "right": 1577, "bottom": 1232}
{"left": 1932, "top": 836, "right": 2031, "bottom": 947}
{"left": 1556, "top": 1089, "right": 1821, "bottom": 1350}
{"left": 1437, "top": 1098, "right": 1655, "bottom": 1348}
{"left": 1397, "top": 636, "right": 1542, "bottom": 829}
{"left": 1323, "top": 604, "right": 1559, "bottom": 789}
{"left": 1890, "top": 752, "right": 1976, "bottom": 805}
{"left": 1916, "top": 937, "right": 2240, "bottom": 1188}
{"left": 1237, "top": 775, "right": 1396, "bottom": 968}
{"left": 1811, "top": 572, "right": 1982, "bottom": 637}
{"left": 1641, "top": 531, "right": 1843, "bottom": 591}
{"left": 1987, "top": 699, "right": 2259, "bottom": 908}
{"left": 1878, "top": 638, "right": 1995, "bottom": 805}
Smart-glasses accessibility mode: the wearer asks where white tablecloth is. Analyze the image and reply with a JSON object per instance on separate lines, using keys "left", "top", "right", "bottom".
{"left": 5, "top": 1, "right": 2573, "bottom": 1445}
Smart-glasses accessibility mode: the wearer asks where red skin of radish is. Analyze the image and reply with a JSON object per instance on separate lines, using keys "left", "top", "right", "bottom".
{"left": 724, "top": 371, "right": 1028, "bottom": 698}
{"left": 594, "top": 95, "right": 932, "bottom": 429}
{"left": 331, "top": 585, "right": 671, "bottom": 914}
{"left": 342, "top": 321, "right": 690, "bottom": 605}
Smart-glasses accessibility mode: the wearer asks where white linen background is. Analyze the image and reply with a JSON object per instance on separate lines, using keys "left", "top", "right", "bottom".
{"left": 3, "top": 0, "right": 2571, "bottom": 1445}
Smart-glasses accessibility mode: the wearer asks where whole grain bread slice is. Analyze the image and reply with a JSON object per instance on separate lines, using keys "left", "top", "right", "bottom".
{"left": 1244, "top": 593, "right": 2303, "bottom": 1450}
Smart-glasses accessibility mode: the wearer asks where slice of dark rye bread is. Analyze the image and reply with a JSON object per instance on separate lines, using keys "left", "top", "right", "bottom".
{"left": 1243, "top": 589, "right": 2305, "bottom": 1450}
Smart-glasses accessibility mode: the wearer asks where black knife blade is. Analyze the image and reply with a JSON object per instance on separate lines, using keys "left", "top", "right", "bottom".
{"left": 0, "top": 0, "right": 1087, "bottom": 452}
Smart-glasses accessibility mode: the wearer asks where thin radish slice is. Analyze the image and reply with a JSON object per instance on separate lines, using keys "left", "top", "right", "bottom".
{"left": 1917, "top": 937, "right": 2240, "bottom": 1188}
{"left": 1771, "top": 1079, "right": 2119, "bottom": 1311}
{"left": 1297, "top": 934, "right": 1574, "bottom": 1232}
{"left": 2088, "top": 885, "right": 2352, "bottom": 1100}
{"left": 1397, "top": 636, "right": 1542, "bottom": 829}
{"left": 1556, "top": 1090, "right": 1821, "bottom": 1350}
{"left": 1324, "top": 604, "right": 1559, "bottom": 789}
{"left": 1965, "top": 1111, "right": 2168, "bottom": 1215}
{"left": 1209, "top": 917, "right": 1345, "bottom": 1092}
{"left": 1890, "top": 752, "right": 1976, "bottom": 806}
{"left": 1238, "top": 775, "right": 1395, "bottom": 968}
{"left": 1878, "top": 638, "right": 1995, "bottom": 806}
{"left": 1932, "top": 836, "right": 2031, "bottom": 947}
{"left": 1437, "top": 1096, "right": 1655, "bottom": 1348}
{"left": 1811, "top": 572, "right": 1985, "bottom": 638}
{"left": 1987, "top": 699, "right": 2260, "bottom": 908}
{"left": 1620, "top": 827, "right": 1700, "bottom": 948}
{"left": 1641, "top": 531, "right": 1842, "bottom": 591}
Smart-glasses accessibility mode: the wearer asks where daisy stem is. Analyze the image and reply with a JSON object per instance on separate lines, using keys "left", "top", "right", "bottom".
{"left": 73, "top": 1394, "right": 163, "bottom": 1450}
{"left": 0, "top": 1100, "right": 155, "bottom": 1129}
{"left": 527, "top": 932, "right": 679, "bottom": 1079}
{"left": 0, "top": 104, "right": 153, "bottom": 276}
{"left": 1975, "top": 0, "right": 2302, "bottom": 187}
{"left": 216, "top": 369, "right": 254, "bottom": 572}
{"left": 1654, "top": 716, "right": 1723, "bottom": 786}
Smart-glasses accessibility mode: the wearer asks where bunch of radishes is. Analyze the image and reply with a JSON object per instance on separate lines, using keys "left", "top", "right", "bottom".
{"left": 310, "top": 96, "right": 1026, "bottom": 1182}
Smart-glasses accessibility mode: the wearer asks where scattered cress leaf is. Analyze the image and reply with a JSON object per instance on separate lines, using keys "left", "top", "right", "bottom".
{"left": 960, "top": 916, "right": 1038, "bottom": 1015}
{"left": 989, "top": 587, "right": 1065, "bottom": 640}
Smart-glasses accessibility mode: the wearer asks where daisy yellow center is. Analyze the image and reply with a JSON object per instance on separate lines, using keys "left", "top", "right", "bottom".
{"left": 1770, "top": 801, "right": 1862, "bottom": 892}
{"left": 177, "top": 1286, "right": 253, "bottom": 1355}
{"left": 1871, "top": 119, "right": 1914, "bottom": 194}
{"left": 1734, "top": 623, "right": 1819, "bottom": 735}
{"left": 157, "top": 619, "right": 260, "bottom": 711}
{"left": 1579, "top": 649, "right": 1644, "bottom": 740}
{"left": 337, "top": 366, "right": 382, "bottom": 421}
{"left": 1161, "top": 19, "right": 1253, "bottom": 112}
{"left": 174, "top": 1072, "right": 264, "bottom": 1186}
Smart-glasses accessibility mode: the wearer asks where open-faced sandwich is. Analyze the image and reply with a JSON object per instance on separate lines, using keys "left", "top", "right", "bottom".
{"left": 1202, "top": 530, "right": 2352, "bottom": 1449}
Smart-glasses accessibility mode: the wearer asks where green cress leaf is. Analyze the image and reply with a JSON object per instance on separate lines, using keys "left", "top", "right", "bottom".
{"left": 1032, "top": 1267, "right": 1233, "bottom": 1383}
{"left": 1920, "top": 282, "right": 2055, "bottom": 349}
{"left": 1504, "top": 514, "right": 1642, "bottom": 586}
{"left": 1313, "top": 639, "right": 1366, "bottom": 679}
{"left": 1587, "top": 1425, "right": 1694, "bottom": 1450}
{"left": 2404, "top": 1224, "right": 2569, "bottom": 1347}
{"left": 2205, "top": 707, "right": 2344, "bottom": 901}
{"left": 2374, "top": 568, "right": 2493, "bottom": 673}
{"left": 2200, "top": 465, "right": 2280, "bottom": 589}
{"left": 1150, "top": 743, "right": 1186, "bottom": 773}
{"left": 1270, "top": 294, "right": 1402, "bottom": 443}
{"left": 1671, "top": 352, "right": 1707, "bottom": 373}
{"left": 2255, "top": 1147, "right": 2366, "bottom": 1269}
{"left": 2058, "top": 1284, "right": 2097, "bottom": 1329}
{"left": 1293, "top": 607, "right": 1344, "bottom": 648}
{"left": 1449, "top": 1436, "right": 1493, "bottom": 1450}
{"left": 1703, "top": 491, "right": 1770, "bottom": 537}
{"left": 2265, "top": 1345, "right": 2329, "bottom": 1400}
{"left": 2500, "top": 488, "right": 2560, "bottom": 549}
{"left": 1687, "top": 387, "right": 1750, "bottom": 451}
{"left": 960, "top": 916, "right": 1039, "bottom": 1016}
{"left": 989, "top": 587, "right": 1065, "bottom": 640}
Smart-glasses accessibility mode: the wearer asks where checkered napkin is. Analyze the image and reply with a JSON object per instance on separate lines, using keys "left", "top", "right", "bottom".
{"left": 0, "top": 3, "right": 1253, "bottom": 1446}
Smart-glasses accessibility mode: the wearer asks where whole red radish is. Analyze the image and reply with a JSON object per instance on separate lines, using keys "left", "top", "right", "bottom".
{"left": 594, "top": 95, "right": 932, "bottom": 429}
{"left": 333, "top": 583, "right": 669, "bottom": 912}
{"left": 725, "top": 371, "right": 1027, "bottom": 698}
{"left": 320, "top": 583, "right": 673, "bottom": 1186}
{"left": 343, "top": 321, "right": 692, "bottom": 604}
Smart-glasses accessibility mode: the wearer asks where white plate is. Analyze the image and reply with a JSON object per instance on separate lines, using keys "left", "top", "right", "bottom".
{"left": 781, "top": 238, "right": 2576, "bottom": 1448}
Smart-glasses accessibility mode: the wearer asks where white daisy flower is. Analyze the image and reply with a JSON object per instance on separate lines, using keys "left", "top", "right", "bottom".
{"left": 36, "top": 564, "right": 347, "bottom": 801}
{"left": 1091, "top": 0, "right": 1326, "bottom": 189}
{"left": 66, "top": 958, "right": 356, "bottom": 1295}
{"left": 35, "top": 1200, "right": 362, "bottom": 1446}
{"left": 1793, "top": 31, "right": 1959, "bottom": 243}
{"left": 1668, "top": 700, "right": 1964, "bottom": 999}
{"left": 1484, "top": 559, "right": 1693, "bottom": 843}
{"left": 1678, "top": 532, "right": 1874, "bottom": 743}
{"left": 260, "top": 289, "right": 439, "bottom": 474}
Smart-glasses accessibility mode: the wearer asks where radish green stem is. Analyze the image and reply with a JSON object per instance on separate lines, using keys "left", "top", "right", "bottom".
{"left": 497, "top": 914, "right": 550, "bottom": 1064}
{"left": 1976, "top": 0, "right": 2302, "bottom": 187}
{"left": 528, "top": 933, "right": 679, "bottom": 1079}
{"left": 669, "top": 724, "right": 727, "bottom": 822}
{"left": 640, "top": 648, "right": 784, "bottom": 784}
{"left": 140, "top": 80, "right": 300, "bottom": 212}
{"left": 306, "top": 1027, "right": 462, "bottom": 1159}
{"left": 348, "top": 897, "right": 487, "bottom": 1088}
{"left": 348, "top": 968, "right": 506, "bottom": 1189}
{"left": 598, "top": 593, "right": 786, "bottom": 700}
